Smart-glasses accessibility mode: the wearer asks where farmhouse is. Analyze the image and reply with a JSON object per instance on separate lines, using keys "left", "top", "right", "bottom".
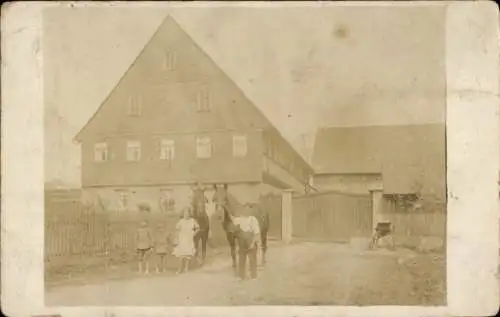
{"left": 311, "top": 123, "right": 446, "bottom": 217}
{"left": 74, "top": 16, "right": 313, "bottom": 212}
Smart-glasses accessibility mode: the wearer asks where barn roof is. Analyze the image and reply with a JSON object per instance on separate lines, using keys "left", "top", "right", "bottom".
{"left": 312, "top": 123, "right": 446, "bottom": 196}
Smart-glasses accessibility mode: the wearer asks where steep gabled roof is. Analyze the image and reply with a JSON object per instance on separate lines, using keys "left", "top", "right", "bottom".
{"left": 73, "top": 15, "right": 312, "bottom": 170}
{"left": 74, "top": 15, "right": 272, "bottom": 141}
{"left": 312, "top": 123, "right": 446, "bottom": 196}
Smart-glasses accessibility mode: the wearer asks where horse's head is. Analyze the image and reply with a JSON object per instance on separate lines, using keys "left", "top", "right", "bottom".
{"left": 212, "top": 184, "right": 227, "bottom": 221}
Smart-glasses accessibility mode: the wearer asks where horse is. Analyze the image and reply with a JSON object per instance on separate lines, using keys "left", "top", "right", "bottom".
{"left": 191, "top": 183, "right": 210, "bottom": 266}
{"left": 213, "top": 184, "right": 269, "bottom": 271}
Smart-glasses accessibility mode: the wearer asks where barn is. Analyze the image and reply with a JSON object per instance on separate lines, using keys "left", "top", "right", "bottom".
{"left": 311, "top": 123, "right": 447, "bottom": 222}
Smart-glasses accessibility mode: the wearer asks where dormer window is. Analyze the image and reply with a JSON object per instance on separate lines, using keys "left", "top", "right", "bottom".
{"left": 197, "top": 86, "right": 211, "bottom": 112}
{"left": 163, "top": 49, "right": 177, "bottom": 70}
{"left": 128, "top": 95, "right": 142, "bottom": 117}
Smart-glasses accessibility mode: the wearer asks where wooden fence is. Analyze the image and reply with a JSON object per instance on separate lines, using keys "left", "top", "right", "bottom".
{"left": 382, "top": 212, "right": 446, "bottom": 237}
{"left": 381, "top": 198, "right": 446, "bottom": 238}
{"left": 292, "top": 191, "right": 373, "bottom": 242}
{"left": 44, "top": 198, "right": 229, "bottom": 275}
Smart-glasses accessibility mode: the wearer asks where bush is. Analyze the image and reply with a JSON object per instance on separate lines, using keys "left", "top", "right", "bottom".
{"left": 137, "top": 203, "right": 151, "bottom": 212}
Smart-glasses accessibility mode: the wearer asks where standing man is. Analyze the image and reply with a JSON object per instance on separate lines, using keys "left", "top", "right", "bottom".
{"left": 231, "top": 203, "right": 261, "bottom": 280}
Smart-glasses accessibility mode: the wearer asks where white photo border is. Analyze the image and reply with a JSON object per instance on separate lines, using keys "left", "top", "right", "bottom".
{"left": 1, "top": 1, "right": 498, "bottom": 316}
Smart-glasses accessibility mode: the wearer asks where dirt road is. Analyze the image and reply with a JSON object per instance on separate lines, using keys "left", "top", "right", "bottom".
{"left": 45, "top": 242, "right": 445, "bottom": 306}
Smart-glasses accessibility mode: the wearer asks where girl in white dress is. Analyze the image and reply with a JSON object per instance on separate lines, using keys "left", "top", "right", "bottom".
{"left": 173, "top": 207, "right": 200, "bottom": 274}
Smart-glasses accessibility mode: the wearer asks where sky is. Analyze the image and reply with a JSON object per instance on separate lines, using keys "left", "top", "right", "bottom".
{"left": 43, "top": 4, "right": 447, "bottom": 186}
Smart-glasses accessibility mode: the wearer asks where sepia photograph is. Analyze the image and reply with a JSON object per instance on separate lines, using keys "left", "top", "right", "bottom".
{"left": 42, "top": 4, "right": 448, "bottom": 306}
{"left": 2, "top": 1, "right": 499, "bottom": 316}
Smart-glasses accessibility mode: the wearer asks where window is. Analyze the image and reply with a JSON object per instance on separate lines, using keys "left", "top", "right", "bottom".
{"left": 128, "top": 95, "right": 142, "bottom": 117}
{"left": 116, "top": 190, "right": 129, "bottom": 211}
{"left": 163, "top": 49, "right": 177, "bottom": 70}
{"left": 232, "top": 134, "right": 247, "bottom": 157}
{"left": 160, "top": 139, "right": 175, "bottom": 160}
{"left": 94, "top": 143, "right": 108, "bottom": 162}
{"left": 159, "top": 189, "right": 175, "bottom": 213}
{"left": 196, "top": 136, "right": 212, "bottom": 158}
{"left": 197, "top": 86, "right": 211, "bottom": 112}
{"left": 126, "top": 141, "right": 141, "bottom": 161}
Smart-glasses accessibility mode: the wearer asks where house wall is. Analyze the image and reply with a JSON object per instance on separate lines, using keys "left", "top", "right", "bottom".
{"left": 313, "top": 173, "right": 383, "bottom": 194}
{"left": 82, "top": 182, "right": 277, "bottom": 213}
{"left": 76, "top": 17, "right": 314, "bottom": 194}
{"left": 81, "top": 129, "right": 263, "bottom": 187}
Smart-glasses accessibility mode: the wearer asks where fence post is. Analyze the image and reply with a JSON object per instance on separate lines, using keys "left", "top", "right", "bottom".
{"left": 370, "top": 189, "right": 384, "bottom": 227}
{"left": 282, "top": 189, "right": 294, "bottom": 244}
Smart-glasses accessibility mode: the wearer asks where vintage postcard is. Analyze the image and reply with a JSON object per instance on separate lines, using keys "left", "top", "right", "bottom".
{"left": 1, "top": 1, "right": 499, "bottom": 316}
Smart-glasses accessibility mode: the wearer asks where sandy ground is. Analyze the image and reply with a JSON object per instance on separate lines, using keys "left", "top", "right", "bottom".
{"left": 45, "top": 242, "right": 445, "bottom": 306}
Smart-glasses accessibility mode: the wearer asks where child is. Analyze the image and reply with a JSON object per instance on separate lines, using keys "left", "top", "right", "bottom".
{"left": 172, "top": 207, "right": 200, "bottom": 274}
{"left": 154, "top": 223, "right": 171, "bottom": 273}
{"left": 231, "top": 203, "right": 261, "bottom": 280}
{"left": 136, "top": 220, "right": 153, "bottom": 274}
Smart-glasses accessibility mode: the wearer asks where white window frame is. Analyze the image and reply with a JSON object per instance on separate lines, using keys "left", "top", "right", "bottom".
{"left": 94, "top": 142, "right": 108, "bottom": 162}
{"left": 163, "top": 49, "right": 177, "bottom": 70}
{"left": 160, "top": 139, "right": 175, "bottom": 161}
{"left": 116, "top": 190, "right": 129, "bottom": 211}
{"left": 159, "top": 188, "right": 175, "bottom": 213}
{"left": 197, "top": 86, "right": 211, "bottom": 112}
{"left": 196, "top": 136, "right": 212, "bottom": 159}
{"left": 232, "top": 134, "right": 248, "bottom": 158}
{"left": 126, "top": 140, "right": 141, "bottom": 162}
{"left": 128, "top": 95, "right": 142, "bottom": 117}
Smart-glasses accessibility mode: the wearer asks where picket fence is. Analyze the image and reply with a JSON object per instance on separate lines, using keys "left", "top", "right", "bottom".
{"left": 381, "top": 198, "right": 446, "bottom": 238}
{"left": 44, "top": 199, "right": 228, "bottom": 274}
{"left": 382, "top": 212, "right": 446, "bottom": 237}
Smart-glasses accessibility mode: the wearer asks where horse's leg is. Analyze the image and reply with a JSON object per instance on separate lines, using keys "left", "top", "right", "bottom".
{"left": 260, "top": 229, "right": 268, "bottom": 266}
{"left": 193, "top": 234, "right": 201, "bottom": 266}
{"left": 226, "top": 232, "right": 237, "bottom": 273}
{"left": 201, "top": 230, "right": 208, "bottom": 264}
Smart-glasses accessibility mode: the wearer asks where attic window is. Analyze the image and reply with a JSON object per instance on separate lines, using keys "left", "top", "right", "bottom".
{"left": 163, "top": 49, "right": 177, "bottom": 70}
{"left": 128, "top": 95, "right": 142, "bottom": 117}
{"left": 94, "top": 142, "right": 108, "bottom": 162}
{"left": 197, "top": 86, "right": 211, "bottom": 112}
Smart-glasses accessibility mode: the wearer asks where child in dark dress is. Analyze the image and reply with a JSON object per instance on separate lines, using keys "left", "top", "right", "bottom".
{"left": 154, "top": 223, "right": 172, "bottom": 273}
{"left": 136, "top": 221, "right": 153, "bottom": 274}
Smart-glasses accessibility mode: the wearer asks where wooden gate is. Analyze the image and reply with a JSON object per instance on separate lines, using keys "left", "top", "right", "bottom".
{"left": 292, "top": 191, "right": 373, "bottom": 242}
{"left": 259, "top": 193, "right": 282, "bottom": 240}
